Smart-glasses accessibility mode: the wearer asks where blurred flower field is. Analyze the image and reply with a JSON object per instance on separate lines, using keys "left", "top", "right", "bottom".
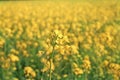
{"left": 0, "top": 0, "right": 120, "bottom": 80}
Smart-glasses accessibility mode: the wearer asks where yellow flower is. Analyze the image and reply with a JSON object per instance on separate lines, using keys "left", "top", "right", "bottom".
{"left": 37, "top": 50, "right": 44, "bottom": 57}
{"left": 103, "top": 60, "right": 109, "bottom": 67}
{"left": 63, "top": 74, "right": 68, "bottom": 78}
{"left": 34, "top": 42, "right": 38, "bottom": 47}
{"left": 10, "top": 49, "right": 19, "bottom": 55}
{"left": 83, "top": 56, "right": 91, "bottom": 71}
{"left": 72, "top": 63, "right": 83, "bottom": 75}
{"left": 54, "top": 30, "right": 63, "bottom": 38}
{"left": 41, "top": 59, "right": 55, "bottom": 72}
{"left": 22, "top": 50, "right": 29, "bottom": 57}
{"left": 9, "top": 54, "right": 19, "bottom": 62}
{"left": 0, "top": 38, "right": 5, "bottom": 48}
{"left": 73, "top": 67, "right": 83, "bottom": 75}
{"left": 72, "top": 63, "right": 78, "bottom": 68}
{"left": 24, "top": 66, "right": 36, "bottom": 78}
{"left": 1, "top": 58, "right": 10, "bottom": 69}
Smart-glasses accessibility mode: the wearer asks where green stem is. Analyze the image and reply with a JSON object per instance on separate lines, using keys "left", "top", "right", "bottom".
{"left": 49, "top": 45, "right": 55, "bottom": 80}
{"left": 85, "top": 72, "right": 88, "bottom": 80}
{"left": 49, "top": 59, "right": 52, "bottom": 80}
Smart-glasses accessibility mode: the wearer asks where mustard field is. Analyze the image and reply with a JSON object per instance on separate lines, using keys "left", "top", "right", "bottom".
{"left": 0, "top": 0, "right": 120, "bottom": 80}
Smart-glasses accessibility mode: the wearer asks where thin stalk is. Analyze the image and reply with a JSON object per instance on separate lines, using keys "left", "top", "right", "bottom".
{"left": 49, "top": 45, "right": 55, "bottom": 80}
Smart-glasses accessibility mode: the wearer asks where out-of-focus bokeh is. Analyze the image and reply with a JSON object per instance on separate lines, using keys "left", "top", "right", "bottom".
{"left": 0, "top": 0, "right": 120, "bottom": 80}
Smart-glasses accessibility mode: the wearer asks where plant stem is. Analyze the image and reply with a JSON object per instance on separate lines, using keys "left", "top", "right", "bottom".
{"left": 49, "top": 59, "right": 52, "bottom": 80}
{"left": 49, "top": 45, "right": 55, "bottom": 80}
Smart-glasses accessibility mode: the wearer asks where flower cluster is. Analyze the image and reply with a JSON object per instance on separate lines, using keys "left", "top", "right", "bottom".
{"left": 0, "top": 1, "right": 120, "bottom": 80}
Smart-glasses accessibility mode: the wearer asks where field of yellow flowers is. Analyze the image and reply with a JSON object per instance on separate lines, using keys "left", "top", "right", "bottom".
{"left": 0, "top": 0, "right": 120, "bottom": 80}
